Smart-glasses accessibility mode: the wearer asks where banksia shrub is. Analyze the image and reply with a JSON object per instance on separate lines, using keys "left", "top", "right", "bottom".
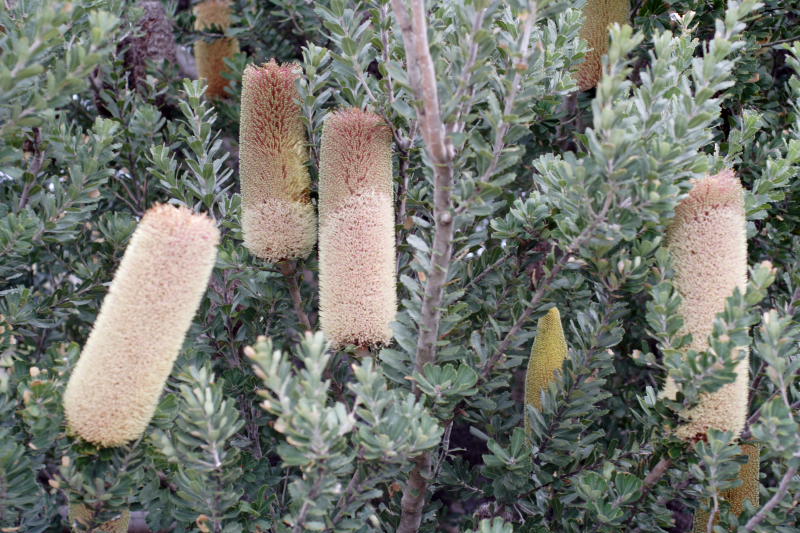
{"left": 661, "top": 170, "right": 749, "bottom": 441}
{"left": 576, "top": 0, "right": 629, "bottom": 91}
{"left": 239, "top": 60, "right": 316, "bottom": 261}
{"left": 63, "top": 204, "right": 219, "bottom": 447}
{"left": 524, "top": 307, "right": 567, "bottom": 430}
{"left": 193, "top": 0, "right": 239, "bottom": 99}
{"left": 693, "top": 443, "right": 760, "bottom": 531}
{"left": 68, "top": 504, "right": 130, "bottom": 533}
{"left": 318, "top": 108, "right": 395, "bottom": 348}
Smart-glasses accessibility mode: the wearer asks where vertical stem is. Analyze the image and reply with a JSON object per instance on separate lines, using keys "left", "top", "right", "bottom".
{"left": 278, "top": 260, "right": 312, "bottom": 332}
{"left": 390, "top": 1, "right": 455, "bottom": 531}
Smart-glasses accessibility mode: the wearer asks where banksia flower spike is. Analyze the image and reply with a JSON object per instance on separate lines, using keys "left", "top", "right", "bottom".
{"left": 661, "top": 170, "right": 749, "bottom": 442}
{"left": 576, "top": 0, "right": 630, "bottom": 91}
{"left": 193, "top": 0, "right": 239, "bottom": 99}
{"left": 239, "top": 60, "right": 316, "bottom": 261}
{"left": 524, "top": 307, "right": 567, "bottom": 431}
{"left": 63, "top": 204, "right": 219, "bottom": 447}
{"left": 318, "top": 108, "right": 395, "bottom": 348}
{"left": 69, "top": 504, "right": 130, "bottom": 533}
{"left": 693, "top": 443, "right": 760, "bottom": 531}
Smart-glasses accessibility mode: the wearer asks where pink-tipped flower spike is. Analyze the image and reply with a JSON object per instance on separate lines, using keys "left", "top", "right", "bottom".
{"left": 318, "top": 108, "right": 396, "bottom": 349}
{"left": 239, "top": 60, "right": 316, "bottom": 261}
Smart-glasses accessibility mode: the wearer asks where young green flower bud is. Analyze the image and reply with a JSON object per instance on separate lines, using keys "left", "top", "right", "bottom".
{"left": 239, "top": 60, "right": 316, "bottom": 261}
{"left": 63, "top": 204, "right": 219, "bottom": 447}
{"left": 661, "top": 170, "right": 749, "bottom": 441}
{"left": 193, "top": 0, "right": 239, "bottom": 99}
{"left": 576, "top": 0, "right": 630, "bottom": 91}
{"left": 693, "top": 443, "right": 760, "bottom": 531}
{"left": 69, "top": 504, "right": 130, "bottom": 533}
{"left": 318, "top": 108, "right": 395, "bottom": 348}
{"left": 524, "top": 307, "right": 567, "bottom": 430}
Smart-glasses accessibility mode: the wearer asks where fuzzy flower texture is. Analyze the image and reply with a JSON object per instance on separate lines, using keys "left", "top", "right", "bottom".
{"left": 239, "top": 60, "right": 316, "bottom": 261}
{"left": 661, "top": 170, "right": 749, "bottom": 441}
{"left": 194, "top": 0, "right": 239, "bottom": 99}
{"left": 63, "top": 204, "right": 219, "bottom": 447}
{"left": 576, "top": 0, "right": 629, "bottom": 91}
{"left": 693, "top": 443, "right": 760, "bottom": 531}
{"left": 318, "top": 108, "right": 396, "bottom": 348}
{"left": 524, "top": 307, "right": 567, "bottom": 432}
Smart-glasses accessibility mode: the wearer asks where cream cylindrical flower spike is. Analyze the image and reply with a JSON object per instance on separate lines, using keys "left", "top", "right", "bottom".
{"left": 63, "top": 204, "right": 219, "bottom": 447}
{"left": 318, "top": 108, "right": 395, "bottom": 348}
{"left": 693, "top": 443, "right": 760, "bottom": 531}
{"left": 524, "top": 307, "right": 567, "bottom": 431}
{"left": 239, "top": 60, "right": 316, "bottom": 261}
{"left": 576, "top": 0, "right": 629, "bottom": 91}
{"left": 661, "top": 170, "right": 749, "bottom": 441}
{"left": 193, "top": 0, "right": 239, "bottom": 99}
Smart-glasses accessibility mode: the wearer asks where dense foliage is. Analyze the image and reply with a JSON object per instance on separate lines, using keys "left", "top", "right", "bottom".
{"left": 1, "top": 0, "right": 799, "bottom": 532}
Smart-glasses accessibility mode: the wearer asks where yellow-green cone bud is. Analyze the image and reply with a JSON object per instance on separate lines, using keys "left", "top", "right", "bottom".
{"left": 318, "top": 108, "right": 396, "bottom": 348}
{"left": 239, "top": 60, "right": 316, "bottom": 261}
{"left": 193, "top": 0, "right": 239, "bottom": 99}
{"left": 68, "top": 504, "right": 130, "bottom": 533}
{"left": 693, "top": 443, "right": 760, "bottom": 531}
{"left": 661, "top": 170, "right": 749, "bottom": 441}
{"left": 524, "top": 307, "right": 567, "bottom": 430}
{"left": 576, "top": 0, "right": 630, "bottom": 91}
{"left": 63, "top": 204, "right": 219, "bottom": 447}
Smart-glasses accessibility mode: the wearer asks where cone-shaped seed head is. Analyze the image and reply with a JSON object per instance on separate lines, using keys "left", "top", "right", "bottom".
{"left": 69, "top": 504, "right": 130, "bottom": 533}
{"left": 693, "top": 443, "right": 760, "bottom": 531}
{"left": 63, "top": 204, "right": 219, "bottom": 447}
{"left": 524, "top": 308, "right": 567, "bottom": 428}
{"left": 576, "top": 0, "right": 629, "bottom": 91}
{"left": 239, "top": 60, "right": 315, "bottom": 261}
{"left": 318, "top": 108, "right": 395, "bottom": 348}
{"left": 661, "top": 170, "right": 749, "bottom": 441}
{"left": 193, "top": 0, "right": 239, "bottom": 99}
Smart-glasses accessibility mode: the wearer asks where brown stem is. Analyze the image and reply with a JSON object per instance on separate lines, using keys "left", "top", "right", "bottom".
{"left": 278, "top": 260, "right": 312, "bottom": 332}
{"left": 391, "top": 0, "right": 457, "bottom": 530}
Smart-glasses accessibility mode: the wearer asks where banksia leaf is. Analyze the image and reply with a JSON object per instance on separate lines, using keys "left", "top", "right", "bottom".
{"left": 68, "top": 504, "right": 130, "bottom": 533}
{"left": 239, "top": 60, "right": 316, "bottom": 261}
{"left": 693, "top": 443, "right": 760, "bottom": 531}
{"left": 576, "top": 0, "right": 629, "bottom": 91}
{"left": 63, "top": 204, "right": 219, "bottom": 447}
{"left": 524, "top": 307, "right": 567, "bottom": 430}
{"left": 661, "top": 170, "right": 749, "bottom": 441}
{"left": 193, "top": 0, "right": 239, "bottom": 99}
{"left": 318, "top": 108, "right": 395, "bottom": 348}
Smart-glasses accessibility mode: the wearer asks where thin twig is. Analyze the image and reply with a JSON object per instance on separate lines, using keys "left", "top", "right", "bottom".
{"left": 390, "top": 0, "right": 457, "bottom": 531}
{"left": 463, "top": 250, "right": 514, "bottom": 291}
{"left": 478, "top": 5, "right": 537, "bottom": 184}
{"left": 278, "top": 260, "right": 312, "bottom": 332}
{"left": 480, "top": 193, "right": 611, "bottom": 379}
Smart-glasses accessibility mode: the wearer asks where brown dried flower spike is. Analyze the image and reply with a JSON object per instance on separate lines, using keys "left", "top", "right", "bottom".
{"left": 239, "top": 60, "right": 316, "bottom": 261}
{"left": 63, "top": 204, "right": 219, "bottom": 447}
{"left": 193, "top": 0, "right": 239, "bottom": 99}
{"left": 318, "top": 108, "right": 396, "bottom": 349}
